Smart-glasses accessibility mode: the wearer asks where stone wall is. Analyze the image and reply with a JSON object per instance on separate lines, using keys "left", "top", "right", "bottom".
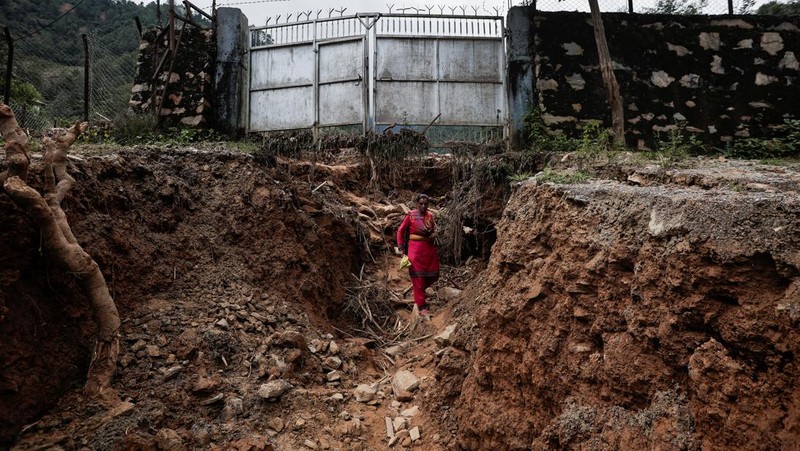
{"left": 129, "top": 26, "right": 215, "bottom": 127}
{"left": 509, "top": 9, "right": 800, "bottom": 148}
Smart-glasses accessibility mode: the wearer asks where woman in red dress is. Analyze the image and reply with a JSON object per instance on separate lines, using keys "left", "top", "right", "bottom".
{"left": 396, "top": 194, "right": 440, "bottom": 317}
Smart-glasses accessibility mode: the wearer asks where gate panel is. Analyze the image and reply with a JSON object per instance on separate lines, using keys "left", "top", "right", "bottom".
{"left": 439, "top": 82, "right": 503, "bottom": 124}
{"left": 438, "top": 40, "right": 503, "bottom": 82}
{"left": 250, "top": 45, "right": 314, "bottom": 90}
{"left": 318, "top": 39, "right": 365, "bottom": 128}
{"left": 250, "top": 87, "right": 313, "bottom": 130}
{"left": 375, "top": 82, "right": 437, "bottom": 124}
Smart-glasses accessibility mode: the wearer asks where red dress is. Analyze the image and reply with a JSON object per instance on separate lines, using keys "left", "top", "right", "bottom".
{"left": 397, "top": 209, "right": 440, "bottom": 308}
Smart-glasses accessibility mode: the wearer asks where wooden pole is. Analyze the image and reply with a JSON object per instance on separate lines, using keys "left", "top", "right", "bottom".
{"left": 628, "top": 0, "right": 634, "bottom": 13}
{"left": 82, "top": 34, "right": 90, "bottom": 123}
{"left": 3, "top": 27, "right": 12, "bottom": 104}
{"left": 588, "top": 0, "right": 625, "bottom": 143}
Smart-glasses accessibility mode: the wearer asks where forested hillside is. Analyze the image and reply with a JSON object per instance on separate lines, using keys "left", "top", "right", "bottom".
{"left": 0, "top": 0, "right": 159, "bottom": 127}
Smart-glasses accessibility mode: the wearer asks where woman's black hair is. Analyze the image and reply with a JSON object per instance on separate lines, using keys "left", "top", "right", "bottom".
{"left": 416, "top": 193, "right": 430, "bottom": 202}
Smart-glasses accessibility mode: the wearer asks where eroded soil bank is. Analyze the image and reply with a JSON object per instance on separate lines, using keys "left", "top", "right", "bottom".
{"left": 437, "top": 162, "right": 800, "bottom": 450}
{"left": 2, "top": 145, "right": 799, "bottom": 451}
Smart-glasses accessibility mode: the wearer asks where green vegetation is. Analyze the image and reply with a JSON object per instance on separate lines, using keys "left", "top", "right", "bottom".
{"left": 726, "top": 118, "right": 800, "bottom": 160}
{"left": 757, "top": 0, "right": 800, "bottom": 15}
{"left": 0, "top": 0, "right": 161, "bottom": 125}
{"left": 641, "top": 123, "right": 701, "bottom": 167}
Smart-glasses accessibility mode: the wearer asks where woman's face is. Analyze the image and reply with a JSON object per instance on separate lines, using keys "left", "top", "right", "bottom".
{"left": 417, "top": 197, "right": 429, "bottom": 214}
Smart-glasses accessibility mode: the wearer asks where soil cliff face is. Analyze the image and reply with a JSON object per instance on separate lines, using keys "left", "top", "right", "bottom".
{"left": 0, "top": 148, "right": 361, "bottom": 444}
{"left": 446, "top": 174, "right": 800, "bottom": 450}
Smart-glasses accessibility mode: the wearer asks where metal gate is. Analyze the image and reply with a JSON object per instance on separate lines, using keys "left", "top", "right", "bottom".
{"left": 248, "top": 13, "right": 506, "bottom": 142}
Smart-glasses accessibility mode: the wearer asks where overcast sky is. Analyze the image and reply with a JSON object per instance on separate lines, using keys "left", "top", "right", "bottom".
{"left": 187, "top": 0, "right": 522, "bottom": 26}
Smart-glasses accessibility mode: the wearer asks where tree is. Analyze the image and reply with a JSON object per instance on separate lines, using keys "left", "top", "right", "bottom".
{"left": 0, "top": 103, "right": 120, "bottom": 396}
{"left": 588, "top": 0, "right": 625, "bottom": 143}
{"left": 644, "top": 0, "right": 710, "bottom": 14}
{"left": 757, "top": 0, "right": 800, "bottom": 15}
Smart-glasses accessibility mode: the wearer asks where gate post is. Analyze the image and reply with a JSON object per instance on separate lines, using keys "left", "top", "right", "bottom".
{"left": 214, "top": 8, "right": 249, "bottom": 135}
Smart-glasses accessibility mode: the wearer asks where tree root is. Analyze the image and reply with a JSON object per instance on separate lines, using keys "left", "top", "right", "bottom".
{"left": 1, "top": 103, "right": 121, "bottom": 396}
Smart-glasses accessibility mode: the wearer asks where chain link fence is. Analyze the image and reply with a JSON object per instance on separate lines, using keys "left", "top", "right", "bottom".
{"left": 1, "top": 28, "right": 137, "bottom": 132}
{"left": 510, "top": 0, "right": 772, "bottom": 15}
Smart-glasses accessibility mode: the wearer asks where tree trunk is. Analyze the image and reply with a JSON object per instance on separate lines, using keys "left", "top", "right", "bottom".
{"left": 0, "top": 104, "right": 121, "bottom": 396}
{"left": 588, "top": 0, "right": 625, "bottom": 143}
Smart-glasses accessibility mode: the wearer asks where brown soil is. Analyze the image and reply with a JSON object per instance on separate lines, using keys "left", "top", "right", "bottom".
{"left": 1, "top": 147, "right": 799, "bottom": 451}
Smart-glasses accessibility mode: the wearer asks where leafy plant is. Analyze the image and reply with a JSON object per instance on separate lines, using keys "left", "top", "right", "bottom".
{"left": 647, "top": 122, "right": 702, "bottom": 167}
{"left": 727, "top": 118, "right": 800, "bottom": 160}
{"left": 523, "top": 107, "right": 578, "bottom": 154}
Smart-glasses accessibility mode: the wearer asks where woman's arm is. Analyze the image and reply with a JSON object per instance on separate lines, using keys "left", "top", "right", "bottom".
{"left": 397, "top": 213, "right": 411, "bottom": 253}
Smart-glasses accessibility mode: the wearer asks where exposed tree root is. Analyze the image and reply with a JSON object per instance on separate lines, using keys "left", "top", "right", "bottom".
{"left": 1, "top": 104, "right": 120, "bottom": 396}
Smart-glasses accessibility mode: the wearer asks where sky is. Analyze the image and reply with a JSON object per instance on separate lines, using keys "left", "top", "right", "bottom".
{"left": 185, "top": 0, "right": 520, "bottom": 26}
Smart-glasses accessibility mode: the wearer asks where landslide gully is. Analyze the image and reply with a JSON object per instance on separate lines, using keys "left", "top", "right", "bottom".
{"left": 438, "top": 174, "right": 800, "bottom": 450}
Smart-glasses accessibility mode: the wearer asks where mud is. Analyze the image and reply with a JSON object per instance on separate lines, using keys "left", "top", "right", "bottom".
{"left": 439, "top": 160, "right": 800, "bottom": 450}
{"left": 1, "top": 146, "right": 799, "bottom": 450}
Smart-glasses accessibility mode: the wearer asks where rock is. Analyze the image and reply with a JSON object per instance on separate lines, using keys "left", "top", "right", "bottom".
{"left": 346, "top": 418, "right": 363, "bottom": 436}
{"left": 401, "top": 406, "right": 420, "bottom": 417}
{"left": 161, "top": 365, "right": 181, "bottom": 381}
{"left": 322, "top": 356, "right": 342, "bottom": 370}
{"left": 330, "top": 393, "right": 344, "bottom": 402}
{"left": 651, "top": 70, "right": 674, "bottom": 88}
{"left": 401, "top": 437, "right": 412, "bottom": 447}
{"left": 354, "top": 384, "right": 377, "bottom": 403}
{"left": 258, "top": 379, "right": 292, "bottom": 400}
{"left": 267, "top": 417, "right": 285, "bottom": 433}
{"left": 192, "top": 377, "right": 219, "bottom": 393}
{"left": 385, "top": 417, "right": 395, "bottom": 438}
{"left": 409, "top": 426, "right": 421, "bottom": 441}
{"left": 392, "top": 370, "right": 419, "bottom": 394}
{"left": 419, "top": 353, "right": 435, "bottom": 367}
{"left": 199, "top": 393, "right": 224, "bottom": 405}
{"left": 434, "top": 324, "right": 458, "bottom": 347}
{"left": 437, "top": 287, "right": 462, "bottom": 302}
{"left": 155, "top": 428, "right": 184, "bottom": 451}
{"left": 303, "top": 439, "right": 318, "bottom": 449}
{"left": 215, "top": 318, "right": 229, "bottom": 329}
{"left": 393, "top": 416, "right": 407, "bottom": 431}
{"left": 326, "top": 370, "right": 342, "bottom": 382}
{"left": 395, "top": 390, "right": 415, "bottom": 402}
{"left": 221, "top": 397, "right": 243, "bottom": 421}
{"left": 328, "top": 341, "right": 340, "bottom": 355}
{"left": 146, "top": 345, "right": 161, "bottom": 357}
{"left": 384, "top": 344, "right": 407, "bottom": 357}
{"left": 131, "top": 339, "right": 147, "bottom": 352}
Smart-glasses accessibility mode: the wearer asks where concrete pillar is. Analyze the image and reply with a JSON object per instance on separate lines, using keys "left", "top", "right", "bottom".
{"left": 214, "top": 8, "right": 249, "bottom": 135}
{"left": 506, "top": 6, "right": 535, "bottom": 150}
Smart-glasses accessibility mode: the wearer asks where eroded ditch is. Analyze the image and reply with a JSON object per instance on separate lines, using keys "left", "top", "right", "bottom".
{"left": 1, "top": 145, "right": 799, "bottom": 450}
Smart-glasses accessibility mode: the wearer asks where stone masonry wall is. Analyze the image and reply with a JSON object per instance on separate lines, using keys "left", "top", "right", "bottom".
{"left": 129, "top": 26, "right": 215, "bottom": 127}
{"left": 523, "top": 10, "right": 800, "bottom": 148}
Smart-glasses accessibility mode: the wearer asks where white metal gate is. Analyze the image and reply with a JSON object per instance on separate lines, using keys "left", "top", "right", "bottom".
{"left": 248, "top": 13, "right": 506, "bottom": 142}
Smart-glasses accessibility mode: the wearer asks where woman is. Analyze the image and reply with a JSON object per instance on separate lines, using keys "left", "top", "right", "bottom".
{"left": 397, "top": 194, "right": 440, "bottom": 317}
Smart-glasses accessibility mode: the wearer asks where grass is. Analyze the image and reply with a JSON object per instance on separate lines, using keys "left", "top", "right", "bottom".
{"left": 534, "top": 168, "right": 590, "bottom": 184}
